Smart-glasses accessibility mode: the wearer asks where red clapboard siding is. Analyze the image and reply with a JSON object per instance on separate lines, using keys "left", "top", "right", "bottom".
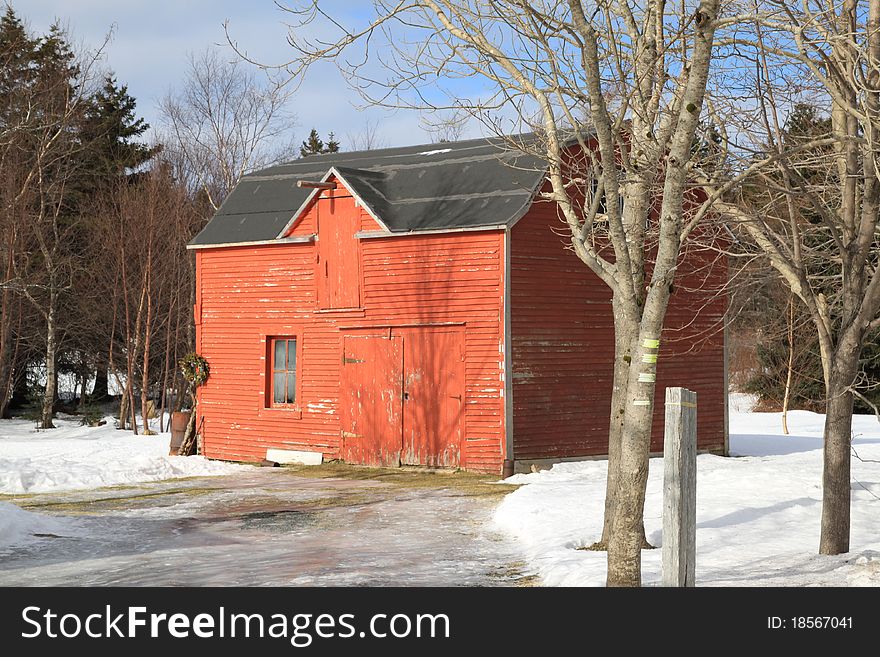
{"left": 510, "top": 200, "right": 727, "bottom": 461}
{"left": 195, "top": 178, "right": 507, "bottom": 473}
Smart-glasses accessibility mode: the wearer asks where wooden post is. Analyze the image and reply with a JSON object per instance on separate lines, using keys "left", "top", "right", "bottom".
{"left": 662, "top": 386, "right": 697, "bottom": 587}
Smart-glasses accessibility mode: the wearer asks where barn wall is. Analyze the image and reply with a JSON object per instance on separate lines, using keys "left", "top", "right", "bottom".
{"left": 509, "top": 201, "right": 727, "bottom": 462}
{"left": 195, "top": 184, "right": 506, "bottom": 473}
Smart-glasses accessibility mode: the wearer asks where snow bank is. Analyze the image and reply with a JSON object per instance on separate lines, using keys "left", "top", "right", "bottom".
{"left": 0, "top": 416, "right": 250, "bottom": 494}
{"left": 494, "top": 405, "right": 880, "bottom": 586}
{"left": 0, "top": 502, "right": 78, "bottom": 548}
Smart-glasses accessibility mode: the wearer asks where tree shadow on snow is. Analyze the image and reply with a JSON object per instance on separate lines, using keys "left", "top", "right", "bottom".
{"left": 697, "top": 496, "right": 816, "bottom": 530}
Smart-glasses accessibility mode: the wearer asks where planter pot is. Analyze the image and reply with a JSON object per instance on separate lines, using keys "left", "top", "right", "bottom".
{"left": 169, "top": 411, "right": 191, "bottom": 455}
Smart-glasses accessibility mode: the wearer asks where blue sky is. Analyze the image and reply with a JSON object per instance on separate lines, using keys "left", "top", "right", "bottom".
{"left": 18, "top": 0, "right": 475, "bottom": 150}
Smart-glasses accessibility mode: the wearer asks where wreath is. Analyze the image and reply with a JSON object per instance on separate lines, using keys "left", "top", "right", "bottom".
{"left": 180, "top": 352, "right": 210, "bottom": 387}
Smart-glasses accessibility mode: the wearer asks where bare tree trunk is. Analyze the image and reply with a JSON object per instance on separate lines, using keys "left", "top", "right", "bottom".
{"left": 598, "top": 313, "right": 628, "bottom": 547}
{"left": 117, "top": 381, "right": 128, "bottom": 428}
{"left": 0, "top": 314, "right": 13, "bottom": 418}
{"left": 107, "top": 273, "right": 126, "bottom": 428}
{"left": 159, "top": 293, "right": 175, "bottom": 433}
{"left": 171, "top": 318, "right": 182, "bottom": 413}
{"left": 819, "top": 337, "right": 860, "bottom": 554}
{"left": 0, "top": 329, "right": 18, "bottom": 419}
{"left": 120, "top": 249, "right": 146, "bottom": 436}
{"left": 782, "top": 295, "right": 794, "bottom": 434}
{"left": 74, "top": 366, "right": 82, "bottom": 407}
{"left": 598, "top": 295, "right": 648, "bottom": 549}
{"left": 40, "top": 288, "right": 57, "bottom": 429}
{"left": 0, "top": 240, "right": 14, "bottom": 418}
{"left": 91, "top": 351, "right": 109, "bottom": 401}
{"left": 1, "top": 306, "right": 23, "bottom": 419}
{"left": 140, "top": 272, "right": 154, "bottom": 434}
{"left": 127, "top": 286, "right": 146, "bottom": 435}
{"left": 606, "top": 323, "right": 660, "bottom": 586}
{"left": 77, "top": 351, "right": 90, "bottom": 410}
{"left": 185, "top": 254, "right": 196, "bottom": 350}
{"left": 127, "top": 375, "right": 138, "bottom": 433}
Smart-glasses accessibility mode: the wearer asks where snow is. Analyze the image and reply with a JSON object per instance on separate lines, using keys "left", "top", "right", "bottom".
{"left": 493, "top": 402, "right": 880, "bottom": 586}
{"left": 0, "top": 415, "right": 251, "bottom": 495}
{"left": 4, "top": 401, "right": 880, "bottom": 586}
{"left": 416, "top": 148, "right": 453, "bottom": 156}
{"left": 0, "top": 501, "right": 80, "bottom": 548}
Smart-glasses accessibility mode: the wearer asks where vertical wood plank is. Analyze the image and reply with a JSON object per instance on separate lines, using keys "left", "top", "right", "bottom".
{"left": 662, "top": 386, "right": 697, "bottom": 587}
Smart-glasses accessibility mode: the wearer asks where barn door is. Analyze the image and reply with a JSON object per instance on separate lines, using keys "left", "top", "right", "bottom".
{"left": 340, "top": 335, "right": 403, "bottom": 467}
{"left": 400, "top": 328, "right": 465, "bottom": 468}
{"left": 317, "top": 195, "right": 361, "bottom": 310}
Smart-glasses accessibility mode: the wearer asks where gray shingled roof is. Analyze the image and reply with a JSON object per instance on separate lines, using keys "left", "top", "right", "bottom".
{"left": 188, "top": 135, "right": 548, "bottom": 247}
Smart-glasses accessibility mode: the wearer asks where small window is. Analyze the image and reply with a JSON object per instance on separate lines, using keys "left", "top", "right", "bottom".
{"left": 269, "top": 338, "right": 297, "bottom": 406}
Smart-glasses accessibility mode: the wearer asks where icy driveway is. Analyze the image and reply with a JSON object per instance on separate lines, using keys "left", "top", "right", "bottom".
{"left": 0, "top": 468, "right": 526, "bottom": 586}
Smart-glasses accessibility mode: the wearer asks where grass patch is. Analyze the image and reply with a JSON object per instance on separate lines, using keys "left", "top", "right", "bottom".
{"left": 488, "top": 560, "right": 540, "bottom": 587}
{"left": 281, "top": 461, "right": 518, "bottom": 499}
{"left": 0, "top": 475, "right": 223, "bottom": 504}
{"left": 13, "top": 486, "right": 217, "bottom": 513}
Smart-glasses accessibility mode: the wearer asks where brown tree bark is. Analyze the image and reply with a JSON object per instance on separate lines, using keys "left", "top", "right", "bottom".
{"left": 819, "top": 335, "right": 860, "bottom": 554}
{"left": 0, "top": 235, "right": 15, "bottom": 418}
{"left": 39, "top": 288, "right": 57, "bottom": 429}
{"left": 91, "top": 351, "right": 109, "bottom": 401}
{"left": 140, "top": 257, "right": 154, "bottom": 435}
{"left": 782, "top": 296, "right": 794, "bottom": 434}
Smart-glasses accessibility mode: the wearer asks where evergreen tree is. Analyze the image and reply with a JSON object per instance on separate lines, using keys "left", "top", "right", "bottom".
{"left": 80, "top": 75, "right": 157, "bottom": 188}
{"left": 0, "top": 6, "right": 37, "bottom": 122}
{"left": 299, "top": 128, "right": 341, "bottom": 157}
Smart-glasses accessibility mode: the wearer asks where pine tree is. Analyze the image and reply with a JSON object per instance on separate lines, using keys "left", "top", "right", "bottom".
{"left": 0, "top": 6, "right": 37, "bottom": 120}
{"left": 82, "top": 76, "right": 157, "bottom": 183}
{"left": 299, "top": 128, "right": 341, "bottom": 157}
{"left": 299, "top": 128, "right": 323, "bottom": 157}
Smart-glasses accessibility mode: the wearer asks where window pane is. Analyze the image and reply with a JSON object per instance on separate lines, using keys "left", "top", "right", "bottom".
{"left": 286, "top": 373, "right": 296, "bottom": 404}
{"left": 287, "top": 339, "right": 297, "bottom": 372}
{"left": 273, "top": 373, "right": 285, "bottom": 404}
{"left": 274, "top": 340, "right": 286, "bottom": 370}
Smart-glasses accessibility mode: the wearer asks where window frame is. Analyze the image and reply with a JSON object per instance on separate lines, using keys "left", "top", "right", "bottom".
{"left": 261, "top": 333, "right": 304, "bottom": 416}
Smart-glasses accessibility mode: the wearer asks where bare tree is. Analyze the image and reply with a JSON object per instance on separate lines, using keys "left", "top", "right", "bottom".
{"left": 159, "top": 48, "right": 297, "bottom": 211}
{"left": 93, "top": 155, "right": 203, "bottom": 436}
{"left": 253, "top": 0, "right": 732, "bottom": 586}
{"left": 717, "top": 0, "right": 880, "bottom": 555}
{"left": 419, "top": 109, "right": 468, "bottom": 142}
{"left": 346, "top": 118, "right": 387, "bottom": 151}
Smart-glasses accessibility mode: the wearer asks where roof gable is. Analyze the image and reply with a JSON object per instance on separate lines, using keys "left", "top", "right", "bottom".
{"left": 278, "top": 168, "right": 391, "bottom": 239}
{"left": 189, "top": 135, "right": 548, "bottom": 248}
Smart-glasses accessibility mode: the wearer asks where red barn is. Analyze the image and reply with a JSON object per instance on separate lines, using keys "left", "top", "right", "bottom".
{"left": 188, "top": 136, "right": 728, "bottom": 474}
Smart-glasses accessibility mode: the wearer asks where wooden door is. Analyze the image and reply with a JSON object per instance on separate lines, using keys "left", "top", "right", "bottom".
{"left": 340, "top": 335, "right": 403, "bottom": 467}
{"left": 317, "top": 195, "right": 361, "bottom": 309}
{"left": 400, "top": 327, "right": 465, "bottom": 468}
